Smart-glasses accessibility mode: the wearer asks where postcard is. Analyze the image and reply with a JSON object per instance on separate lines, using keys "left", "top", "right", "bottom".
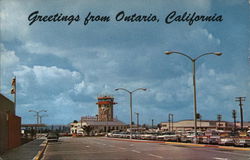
{"left": 0, "top": 0, "right": 249, "bottom": 159}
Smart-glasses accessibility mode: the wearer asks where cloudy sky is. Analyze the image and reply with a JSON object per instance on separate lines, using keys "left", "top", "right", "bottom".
{"left": 0, "top": 0, "right": 249, "bottom": 125}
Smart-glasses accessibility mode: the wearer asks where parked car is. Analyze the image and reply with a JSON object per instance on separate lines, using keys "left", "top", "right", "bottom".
{"left": 234, "top": 138, "right": 250, "bottom": 147}
{"left": 208, "top": 136, "right": 220, "bottom": 144}
{"left": 140, "top": 132, "right": 156, "bottom": 140}
{"left": 218, "top": 137, "right": 234, "bottom": 146}
{"left": 47, "top": 132, "right": 59, "bottom": 142}
{"left": 164, "top": 134, "right": 179, "bottom": 142}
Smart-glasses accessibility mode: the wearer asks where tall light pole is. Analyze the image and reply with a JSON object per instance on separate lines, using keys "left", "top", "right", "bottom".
{"left": 168, "top": 113, "right": 173, "bottom": 132}
{"left": 115, "top": 88, "right": 147, "bottom": 139}
{"left": 39, "top": 114, "right": 48, "bottom": 124}
{"left": 29, "top": 110, "right": 47, "bottom": 134}
{"left": 164, "top": 51, "right": 222, "bottom": 143}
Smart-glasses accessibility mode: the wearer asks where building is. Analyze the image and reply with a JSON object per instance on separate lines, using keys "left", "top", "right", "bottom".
{"left": 161, "top": 119, "right": 250, "bottom": 132}
{"left": 96, "top": 95, "right": 117, "bottom": 121}
{"left": 70, "top": 95, "right": 127, "bottom": 135}
{"left": 0, "top": 94, "right": 21, "bottom": 154}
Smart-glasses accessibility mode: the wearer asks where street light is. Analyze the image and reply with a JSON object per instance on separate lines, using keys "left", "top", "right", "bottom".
{"left": 164, "top": 51, "right": 222, "bottom": 143}
{"left": 29, "top": 110, "right": 47, "bottom": 134}
{"left": 29, "top": 110, "right": 47, "bottom": 124}
{"left": 168, "top": 113, "right": 173, "bottom": 132}
{"left": 39, "top": 114, "right": 48, "bottom": 124}
{"left": 115, "top": 88, "right": 147, "bottom": 139}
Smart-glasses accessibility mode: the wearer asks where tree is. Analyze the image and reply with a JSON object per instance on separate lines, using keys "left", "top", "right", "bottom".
{"left": 73, "top": 120, "right": 78, "bottom": 123}
{"left": 82, "top": 125, "right": 94, "bottom": 136}
{"left": 157, "top": 123, "right": 162, "bottom": 130}
{"left": 217, "top": 114, "right": 222, "bottom": 130}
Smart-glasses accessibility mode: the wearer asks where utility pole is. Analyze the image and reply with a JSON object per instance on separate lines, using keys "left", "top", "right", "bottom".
{"left": 152, "top": 119, "right": 154, "bottom": 128}
{"left": 235, "top": 97, "right": 246, "bottom": 130}
{"left": 0, "top": 51, "right": 2, "bottom": 93}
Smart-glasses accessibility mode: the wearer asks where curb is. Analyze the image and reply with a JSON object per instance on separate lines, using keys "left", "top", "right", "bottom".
{"left": 105, "top": 138, "right": 250, "bottom": 151}
{"left": 32, "top": 140, "right": 48, "bottom": 160}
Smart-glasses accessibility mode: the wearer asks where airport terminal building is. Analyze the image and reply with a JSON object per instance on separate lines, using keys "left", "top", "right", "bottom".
{"left": 70, "top": 95, "right": 127, "bottom": 135}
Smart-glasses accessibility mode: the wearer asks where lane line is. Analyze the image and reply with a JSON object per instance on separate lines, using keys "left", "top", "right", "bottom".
{"left": 104, "top": 137, "right": 250, "bottom": 151}
{"left": 148, "top": 154, "right": 163, "bottom": 159}
{"left": 119, "top": 147, "right": 126, "bottom": 150}
{"left": 109, "top": 145, "right": 114, "bottom": 147}
{"left": 213, "top": 158, "right": 228, "bottom": 160}
{"left": 200, "top": 148, "right": 250, "bottom": 157}
{"left": 103, "top": 144, "right": 107, "bottom": 146}
{"left": 85, "top": 146, "right": 90, "bottom": 148}
{"left": 131, "top": 150, "right": 141, "bottom": 153}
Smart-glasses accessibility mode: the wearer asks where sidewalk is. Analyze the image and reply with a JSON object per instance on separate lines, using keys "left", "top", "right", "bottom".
{"left": 0, "top": 138, "right": 46, "bottom": 160}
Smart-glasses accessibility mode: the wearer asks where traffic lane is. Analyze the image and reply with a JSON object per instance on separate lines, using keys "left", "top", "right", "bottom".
{"left": 43, "top": 137, "right": 150, "bottom": 160}
{"left": 43, "top": 137, "right": 250, "bottom": 160}
{"left": 98, "top": 137, "right": 250, "bottom": 160}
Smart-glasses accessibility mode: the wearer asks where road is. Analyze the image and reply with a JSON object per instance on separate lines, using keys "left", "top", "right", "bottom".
{"left": 43, "top": 137, "right": 250, "bottom": 160}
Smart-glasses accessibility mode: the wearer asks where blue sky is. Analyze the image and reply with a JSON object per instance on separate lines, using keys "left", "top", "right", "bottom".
{"left": 0, "top": 0, "right": 249, "bottom": 125}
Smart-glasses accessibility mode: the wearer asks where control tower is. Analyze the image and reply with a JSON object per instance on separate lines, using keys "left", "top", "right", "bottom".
{"left": 96, "top": 95, "right": 117, "bottom": 121}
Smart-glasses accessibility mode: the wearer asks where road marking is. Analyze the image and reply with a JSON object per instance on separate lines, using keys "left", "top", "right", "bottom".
{"left": 109, "top": 145, "right": 114, "bottom": 147}
{"left": 130, "top": 144, "right": 134, "bottom": 146}
{"left": 148, "top": 154, "right": 163, "bottom": 159}
{"left": 103, "top": 144, "right": 107, "bottom": 146}
{"left": 85, "top": 146, "right": 90, "bottom": 148}
{"left": 119, "top": 147, "right": 126, "bottom": 150}
{"left": 213, "top": 158, "right": 228, "bottom": 160}
{"left": 131, "top": 150, "right": 141, "bottom": 153}
{"left": 204, "top": 149, "right": 250, "bottom": 157}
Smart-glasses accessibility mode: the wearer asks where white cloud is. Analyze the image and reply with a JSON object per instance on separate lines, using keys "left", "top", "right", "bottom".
{"left": 22, "top": 41, "right": 67, "bottom": 57}
{"left": 0, "top": 0, "right": 30, "bottom": 41}
{"left": 13, "top": 65, "right": 82, "bottom": 98}
{"left": 74, "top": 80, "right": 85, "bottom": 94}
{"left": 188, "top": 28, "right": 221, "bottom": 45}
{"left": 0, "top": 43, "right": 19, "bottom": 68}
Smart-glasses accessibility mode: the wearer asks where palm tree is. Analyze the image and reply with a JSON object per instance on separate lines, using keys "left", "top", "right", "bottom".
{"left": 217, "top": 114, "right": 222, "bottom": 130}
{"left": 82, "top": 125, "right": 94, "bottom": 136}
{"left": 232, "top": 110, "right": 237, "bottom": 132}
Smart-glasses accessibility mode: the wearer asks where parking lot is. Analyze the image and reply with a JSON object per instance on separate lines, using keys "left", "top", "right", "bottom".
{"left": 107, "top": 130, "right": 250, "bottom": 147}
{"left": 42, "top": 137, "right": 250, "bottom": 160}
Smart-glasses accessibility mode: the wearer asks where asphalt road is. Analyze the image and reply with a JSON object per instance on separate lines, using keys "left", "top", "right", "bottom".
{"left": 42, "top": 137, "right": 250, "bottom": 160}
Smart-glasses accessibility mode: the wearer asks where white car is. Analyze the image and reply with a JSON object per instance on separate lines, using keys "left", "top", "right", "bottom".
{"left": 234, "top": 138, "right": 250, "bottom": 147}
{"left": 218, "top": 137, "right": 234, "bottom": 146}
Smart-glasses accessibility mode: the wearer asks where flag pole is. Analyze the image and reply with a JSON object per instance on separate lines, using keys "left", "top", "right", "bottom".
{"left": 11, "top": 76, "right": 16, "bottom": 115}
{"left": 14, "top": 76, "right": 16, "bottom": 115}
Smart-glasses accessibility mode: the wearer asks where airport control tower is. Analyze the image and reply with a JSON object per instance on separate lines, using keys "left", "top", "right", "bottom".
{"left": 96, "top": 95, "right": 117, "bottom": 121}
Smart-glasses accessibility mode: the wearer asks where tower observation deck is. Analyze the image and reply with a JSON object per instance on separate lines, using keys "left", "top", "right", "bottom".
{"left": 96, "top": 95, "right": 117, "bottom": 121}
